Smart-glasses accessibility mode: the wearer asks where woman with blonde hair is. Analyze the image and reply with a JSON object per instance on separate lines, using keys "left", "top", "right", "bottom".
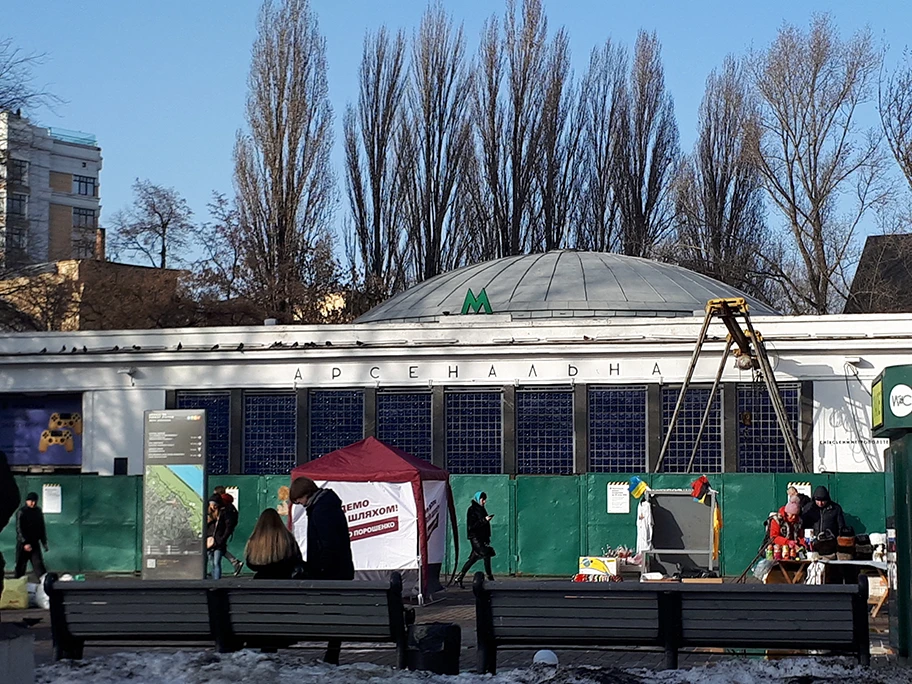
{"left": 245, "top": 508, "right": 303, "bottom": 579}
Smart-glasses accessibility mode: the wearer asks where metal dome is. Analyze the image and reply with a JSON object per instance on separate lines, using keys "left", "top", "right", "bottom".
{"left": 355, "top": 251, "right": 779, "bottom": 323}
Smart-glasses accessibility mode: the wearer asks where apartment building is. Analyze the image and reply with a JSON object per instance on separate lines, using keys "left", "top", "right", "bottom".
{"left": 0, "top": 110, "right": 103, "bottom": 268}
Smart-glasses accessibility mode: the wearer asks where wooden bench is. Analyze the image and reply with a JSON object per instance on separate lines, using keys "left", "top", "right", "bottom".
{"left": 46, "top": 572, "right": 412, "bottom": 665}
{"left": 473, "top": 573, "right": 869, "bottom": 673}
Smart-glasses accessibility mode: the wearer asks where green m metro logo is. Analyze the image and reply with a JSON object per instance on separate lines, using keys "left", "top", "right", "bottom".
{"left": 461, "top": 288, "right": 493, "bottom": 314}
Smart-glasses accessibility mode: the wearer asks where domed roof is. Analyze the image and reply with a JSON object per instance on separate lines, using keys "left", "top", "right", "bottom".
{"left": 355, "top": 251, "right": 779, "bottom": 323}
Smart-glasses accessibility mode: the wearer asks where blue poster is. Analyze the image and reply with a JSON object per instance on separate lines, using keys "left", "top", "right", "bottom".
{"left": 0, "top": 394, "right": 83, "bottom": 467}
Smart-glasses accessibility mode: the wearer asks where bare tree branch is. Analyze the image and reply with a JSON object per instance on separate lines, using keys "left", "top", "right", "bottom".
{"left": 576, "top": 40, "right": 626, "bottom": 252}
{"left": 671, "top": 56, "right": 774, "bottom": 302}
{"left": 344, "top": 25, "right": 408, "bottom": 305}
{"left": 880, "top": 50, "right": 912, "bottom": 191}
{"left": 108, "top": 179, "right": 194, "bottom": 269}
{"left": 234, "top": 0, "right": 338, "bottom": 322}
{"left": 750, "top": 15, "right": 891, "bottom": 314}
{"left": 398, "top": 4, "right": 475, "bottom": 282}
{"left": 614, "top": 31, "right": 680, "bottom": 258}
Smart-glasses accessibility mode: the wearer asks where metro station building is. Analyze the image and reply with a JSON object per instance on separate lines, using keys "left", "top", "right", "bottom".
{"left": 0, "top": 251, "right": 898, "bottom": 477}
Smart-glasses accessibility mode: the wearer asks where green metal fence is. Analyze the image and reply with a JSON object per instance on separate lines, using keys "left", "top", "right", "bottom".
{"left": 0, "top": 473, "right": 891, "bottom": 577}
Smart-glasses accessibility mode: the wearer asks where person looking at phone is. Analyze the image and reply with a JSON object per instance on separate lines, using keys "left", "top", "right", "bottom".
{"left": 452, "top": 491, "right": 496, "bottom": 588}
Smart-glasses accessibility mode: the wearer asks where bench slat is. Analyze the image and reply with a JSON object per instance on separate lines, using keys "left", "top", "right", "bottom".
{"left": 64, "top": 603, "right": 208, "bottom": 615}
{"left": 68, "top": 625, "right": 211, "bottom": 636}
{"left": 682, "top": 617, "right": 853, "bottom": 629}
{"left": 492, "top": 597, "right": 659, "bottom": 610}
{"left": 491, "top": 607, "right": 659, "bottom": 620}
{"left": 231, "top": 613, "right": 390, "bottom": 627}
{"left": 680, "top": 599, "right": 851, "bottom": 611}
{"left": 495, "top": 630, "right": 660, "bottom": 643}
{"left": 227, "top": 594, "right": 387, "bottom": 606}
{"left": 232, "top": 625, "right": 393, "bottom": 638}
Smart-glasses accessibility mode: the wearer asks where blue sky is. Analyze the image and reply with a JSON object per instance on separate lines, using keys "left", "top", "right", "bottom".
{"left": 7, "top": 1, "right": 909, "bottom": 245}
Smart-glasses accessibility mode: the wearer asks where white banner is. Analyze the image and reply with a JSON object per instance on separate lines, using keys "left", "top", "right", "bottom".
{"left": 292, "top": 481, "right": 419, "bottom": 571}
{"left": 423, "top": 481, "right": 447, "bottom": 564}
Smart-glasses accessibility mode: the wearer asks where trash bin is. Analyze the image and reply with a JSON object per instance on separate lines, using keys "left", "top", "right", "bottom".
{"left": 406, "top": 622, "right": 461, "bottom": 675}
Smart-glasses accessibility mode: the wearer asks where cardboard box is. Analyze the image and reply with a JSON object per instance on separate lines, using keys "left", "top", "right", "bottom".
{"left": 681, "top": 577, "right": 724, "bottom": 584}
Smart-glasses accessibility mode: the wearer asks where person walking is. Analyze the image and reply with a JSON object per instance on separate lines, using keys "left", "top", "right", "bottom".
{"left": 453, "top": 491, "right": 495, "bottom": 588}
{"left": 15, "top": 492, "right": 48, "bottom": 580}
{"left": 289, "top": 476, "right": 354, "bottom": 664}
{"left": 245, "top": 508, "right": 303, "bottom": 579}
{"left": 206, "top": 496, "right": 230, "bottom": 579}
{"left": 0, "top": 451, "right": 21, "bottom": 613}
{"left": 213, "top": 486, "right": 244, "bottom": 576}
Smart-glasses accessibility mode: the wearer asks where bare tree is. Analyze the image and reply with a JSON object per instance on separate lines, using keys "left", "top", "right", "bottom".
{"left": 108, "top": 179, "right": 194, "bottom": 269}
{"left": 614, "top": 31, "right": 679, "bottom": 258}
{"left": 535, "top": 29, "right": 585, "bottom": 251}
{"left": 575, "top": 40, "right": 626, "bottom": 252}
{"left": 0, "top": 38, "right": 57, "bottom": 113}
{"left": 344, "top": 26, "right": 408, "bottom": 303}
{"left": 881, "top": 51, "right": 912, "bottom": 191}
{"left": 750, "top": 16, "right": 890, "bottom": 314}
{"left": 397, "top": 4, "right": 475, "bottom": 282}
{"left": 472, "top": 0, "right": 548, "bottom": 257}
{"left": 190, "top": 192, "right": 248, "bottom": 301}
{"left": 673, "top": 57, "right": 772, "bottom": 301}
{"left": 234, "top": 0, "right": 336, "bottom": 322}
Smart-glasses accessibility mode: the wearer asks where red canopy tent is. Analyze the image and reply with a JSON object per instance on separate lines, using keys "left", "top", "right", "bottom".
{"left": 290, "top": 437, "right": 458, "bottom": 601}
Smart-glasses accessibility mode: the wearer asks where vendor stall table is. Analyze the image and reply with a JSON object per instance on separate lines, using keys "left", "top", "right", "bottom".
{"left": 764, "top": 559, "right": 889, "bottom": 617}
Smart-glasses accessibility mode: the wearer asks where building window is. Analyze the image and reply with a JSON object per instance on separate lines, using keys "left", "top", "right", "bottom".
{"left": 309, "top": 390, "right": 363, "bottom": 459}
{"left": 74, "top": 175, "right": 97, "bottom": 196}
{"left": 377, "top": 391, "right": 432, "bottom": 460}
{"left": 9, "top": 159, "right": 28, "bottom": 184}
{"left": 660, "top": 386, "right": 723, "bottom": 473}
{"left": 72, "top": 208, "right": 97, "bottom": 258}
{"left": 517, "top": 389, "right": 574, "bottom": 474}
{"left": 243, "top": 392, "right": 296, "bottom": 475}
{"left": 445, "top": 391, "right": 502, "bottom": 474}
{"left": 73, "top": 207, "right": 97, "bottom": 228}
{"left": 176, "top": 391, "right": 231, "bottom": 475}
{"left": 7, "top": 193, "right": 27, "bottom": 217}
{"left": 6, "top": 225, "right": 26, "bottom": 250}
{"left": 589, "top": 386, "right": 648, "bottom": 472}
{"left": 738, "top": 383, "right": 801, "bottom": 473}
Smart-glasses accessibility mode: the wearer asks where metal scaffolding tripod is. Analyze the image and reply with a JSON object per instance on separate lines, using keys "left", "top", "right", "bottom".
{"left": 654, "top": 297, "right": 807, "bottom": 474}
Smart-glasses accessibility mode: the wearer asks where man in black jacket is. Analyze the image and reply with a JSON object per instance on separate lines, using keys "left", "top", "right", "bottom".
{"left": 290, "top": 476, "right": 354, "bottom": 664}
{"left": 802, "top": 485, "right": 846, "bottom": 538}
{"left": 0, "top": 451, "right": 21, "bottom": 609}
{"left": 15, "top": 491, "right": 48, "bottom": 579}
{"left": 453, "top": 491, "right": 495, "bottom": 588}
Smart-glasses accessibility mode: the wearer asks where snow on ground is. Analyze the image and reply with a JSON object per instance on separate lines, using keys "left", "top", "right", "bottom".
{"left": 36, "top": 651, "right": 911, "bottom": 684}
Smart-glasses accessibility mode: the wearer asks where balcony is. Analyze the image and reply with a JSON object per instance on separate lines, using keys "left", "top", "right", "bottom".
{"left": 48, "top": 127, "right": 98, "bottom": 147}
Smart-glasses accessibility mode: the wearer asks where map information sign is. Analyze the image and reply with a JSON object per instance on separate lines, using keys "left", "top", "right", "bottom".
{"left": 142, "top": 409, "right": 207, "bottom": 579}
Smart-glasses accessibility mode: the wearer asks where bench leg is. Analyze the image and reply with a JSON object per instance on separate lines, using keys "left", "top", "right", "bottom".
{"left": 664, "top": 645, "right": 678, "bottom": 670}
{"left": 54, "top": 637, "right": 84, "bottom": 661}
{"left": 476, "top": 640, "right": 496, "bottom": 674}
{"left": 324, "top": 639, "right": 341, "bottom": 665}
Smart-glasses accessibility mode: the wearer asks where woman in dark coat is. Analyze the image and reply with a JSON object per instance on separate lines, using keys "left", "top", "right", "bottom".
{"left": 245, "top": 508, "right": 303, "bottom": 579}
{"left": 453, "top": 491, "right": 495, "bottom": 588}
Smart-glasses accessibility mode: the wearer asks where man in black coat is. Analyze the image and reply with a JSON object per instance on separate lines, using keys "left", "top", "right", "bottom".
{"left": 0, "top": 451, "right": 21, "bottom": 610}
{"left": 453, "top": 491, "right": 495, "bottom": 588}
{"left": 802, "top": 485, "right": 846, "bottom": 538}
{"left": 289, "top": 476, "right": 355, "bottom": 581}
{"left": 15, "top": 491, "right": 48, "bottom": 579}
{"left": 290, "top": 476, "right": 354, "bottom": 665}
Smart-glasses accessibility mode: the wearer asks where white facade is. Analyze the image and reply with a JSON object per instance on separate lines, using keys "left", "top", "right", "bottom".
{"left": 0, "top": 312, "right": 903, "bottom": 476}
{"left": 0, "top": 111, "right": 102, "bottom": 265}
